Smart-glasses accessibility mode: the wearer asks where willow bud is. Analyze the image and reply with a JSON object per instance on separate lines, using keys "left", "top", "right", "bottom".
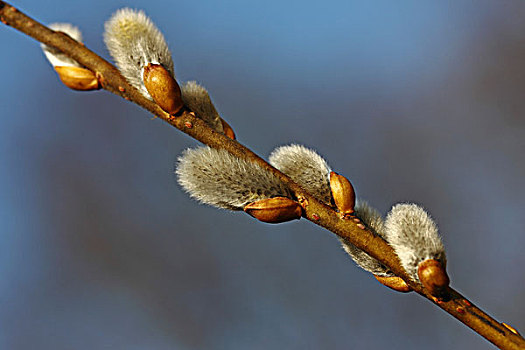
{"left": 176, "top": 147, "right": 293, "bottom": 210}
{"left": 374, "top": 275, "right": 411, "bottom": 293}
{"left": 104, "top": 9, "right": 176, "bottom": 102}
{"left": 220, "top": 118, "right": 236, "bottom": 140}
{"left": 41, "top": 23, "right": 100, "bottom": 91}
{"left": 330, "top": 172, "right": 355, "bottom": 216}
{"left": 417, "top": 259, "right": 450, "bottom": 297}
{"left": 244, "top": 197, "right": 303, "bottom": 224}
{"left": 384, "top": 203, "right": 448, "bottom": 297}
{"left": 54, "top": 66, "right": 99, "bottom": 91}
{"left": 143, "top": 63, "right": 183, "bottom": 115}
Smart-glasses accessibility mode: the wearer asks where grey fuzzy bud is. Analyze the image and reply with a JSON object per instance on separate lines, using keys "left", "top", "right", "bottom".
{"left": 384, "top": 203, "right": 446, "bottom": 281}
{"left": 42, "top": 23, "right": 83, "bottom": 67}
{"left": 269, "top": 144, "right": 332, "bottom": 204}
{"left": 104, "top": 8, "right": 174, "bottom": 100}
{"left": 340, "top": 200, "right": 393, "bottom": 276}
{"left": 181, "top": 81, "right": 224, "bottom": 133}
{"left": 176, "top": 147, "right": 293, "bottom": 210}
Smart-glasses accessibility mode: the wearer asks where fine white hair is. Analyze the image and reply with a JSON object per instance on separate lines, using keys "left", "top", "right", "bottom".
{"left": 176, "top": 147, "right": 293, "bottom": 210}
{"left": 269, "top": 144, "right": 332, "bottom": 204}
{"left": 104, "top": 8, "right": 174, "bottom": 100}
{"left": 181, "top": 81, "right": 224, "bottom": 133}
{"left": 384, "top": 203, "right": 446, "bottom": 281}
{"left": 340, "top": 200, "right": 393, "bottom": 276}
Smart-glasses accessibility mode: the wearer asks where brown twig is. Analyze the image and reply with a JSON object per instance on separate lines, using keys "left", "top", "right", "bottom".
{"left": 1, "top": 2, "right": 523, "bottom": 349}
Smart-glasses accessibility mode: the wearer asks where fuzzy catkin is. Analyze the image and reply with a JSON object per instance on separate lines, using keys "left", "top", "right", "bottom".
{"left": 340, "top": 200, "right": 393, "bottom": 276}
{"left": 267, "top": 145, "right": 392, "bottom": 275}
{"left": 176, "top": 147, "right": 293, "bottom": 210}
{"left": 104, "top": 8, "right": 174, "bottom": 100}
{"left": 42, "top": 23, "right": 83, "bottom": 67}
{"left": 181, "top": 81, "right": 224, "bottom": 133}
{"left": 269, "top": 144, "right": 332, "bottom": 204}
{"left": 384, "top": 203, "right": 446, "bottom": 281}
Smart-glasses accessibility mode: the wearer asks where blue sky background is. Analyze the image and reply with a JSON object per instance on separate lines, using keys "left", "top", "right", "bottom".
{"left": 1, "top": 1, "right": 524, "bottom": 349}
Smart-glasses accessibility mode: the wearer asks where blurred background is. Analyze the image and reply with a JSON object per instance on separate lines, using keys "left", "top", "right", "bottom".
{"left": 1, "top": 1, "right": 524, "bottom": 349}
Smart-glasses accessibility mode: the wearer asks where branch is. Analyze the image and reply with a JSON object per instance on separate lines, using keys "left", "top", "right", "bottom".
{"left": 1, "top": 2, "right": 523, "bottom": 349}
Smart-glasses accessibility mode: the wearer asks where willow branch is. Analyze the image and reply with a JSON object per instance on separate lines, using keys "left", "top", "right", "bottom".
{"left": 1, "top": 2, "right": 523, "bottom": 349}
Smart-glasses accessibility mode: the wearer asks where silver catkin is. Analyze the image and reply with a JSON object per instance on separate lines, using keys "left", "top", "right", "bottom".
{"left": 268, "top": 145, "right": 391, "bottom": 275}
{"left": 340, "top": 200, "right": 393, "bottom": 276}
{"left": 269, "top": 144, "right": 332, "bottom": 204}
{"left": 103, "top": 8, "right": 174, "bottom": 100}
{"left": 176, "top": 146, "right": 293, "bottom": 210}
{"left": 181, "top": 81, "right": 224, "bottom": 133}
{"left": 383, "top": 203, "right": 446, "bottom": 281}
{"left": 42, "top": 23, "right": 83, "bottom": 67}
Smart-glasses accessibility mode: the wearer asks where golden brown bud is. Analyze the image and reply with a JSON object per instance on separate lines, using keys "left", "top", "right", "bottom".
{"left": 220, "top": 118, "right": 236, "bottom": 140}
{"left": 329, "top": 172, "right": 356, "bottom": 217}
{"left": 417, "top": 259, "right": 450, "bottom": 298}
{"left": 244, "top": 197, "right": 303, "bottom": 224}
{"left": 374, "top": 275, "right": 412, "bottom": 293}
{"left": 143, "top": 63, "right": 183, "bottom": 115}
{"left": 54, "top": 66, "right": 100, "bottom": 91}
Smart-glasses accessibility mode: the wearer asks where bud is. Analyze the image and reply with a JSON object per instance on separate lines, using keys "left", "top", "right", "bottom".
{"left": 374, "top": 275, "right": 411, "bottom": 293}
{"left": 220, "top": 118, "right": 236, "bottom": 140}
{"left": 176, "top": 147, "right": 293, "bottom": 210}
{"left": 143, "top": 63, "right": 183, "bottom": 115}
{"left": 330, "top": 172, "right": 355, "bottom": 217}
{"left": 417, "top": 259, "right": 449, "bottom": 297}
{"left": 104, "top": 8, "right": 176, "bottom": 102}
{"left": 54, "top": 66, "right": 99, "bottom": 91}
{"left": 244, "top": 197, "right": 302, "bottom": 223}
{"left": 180, "top": 81, "right": 230, "bottom": 134}
{"left": 41, "top": 23, "right": 100, "bottom": 91}
{"left": 340, "top": 200, "right": 411, "bottom": 293}
{"left": 384, "top": 203, "right": 448, "bottom": 297}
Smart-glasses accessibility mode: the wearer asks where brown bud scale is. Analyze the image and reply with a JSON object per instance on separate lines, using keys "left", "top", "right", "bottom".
{"left": 54, "top": 66, "right": 100, "bottom": 91}
{"left": 417, "top": 259, "right": 450, "bottom": 298}
{"left": 374, "top": 275, "right": 411, "bottom": 293}
{"left": 244, "top": 197, "right": 302, "bottom": 224}
{"left": 143, "top": 64, "right": 183, "bottom": 115}
{"left": 330, "top": 172, "right": 356, "bottom": 216}
{"left": 220, "top": 118, "right": 236, "bottom": 140}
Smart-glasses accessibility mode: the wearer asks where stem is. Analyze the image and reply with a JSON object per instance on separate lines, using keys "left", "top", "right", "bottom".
{"left": 1, "top": 2, "right": 523, "bottom": 349}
